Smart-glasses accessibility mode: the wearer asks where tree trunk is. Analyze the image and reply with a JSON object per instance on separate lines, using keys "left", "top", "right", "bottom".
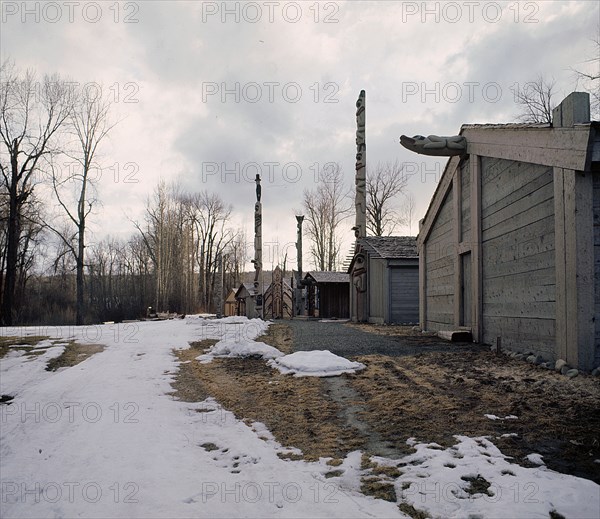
{"left": 76, "top": 223, "right": 85, "bottom": 325}
{"left": 2, "top": 151, "right": 21, "bottom": 326}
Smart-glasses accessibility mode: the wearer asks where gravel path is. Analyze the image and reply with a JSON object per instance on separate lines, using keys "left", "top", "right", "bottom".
{"left": 285, "top": 319, "right": 486, "bottom": 358}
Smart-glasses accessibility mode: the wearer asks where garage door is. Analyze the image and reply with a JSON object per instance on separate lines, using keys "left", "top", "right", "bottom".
{"left": 390, "top": 267, "right": 419, "bottom": 324}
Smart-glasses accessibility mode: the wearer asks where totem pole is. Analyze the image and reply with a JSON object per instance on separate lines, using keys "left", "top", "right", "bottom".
{"left": 215, "top": 252, "right": 224, "bottom": 318}
{"left": 294, "top": 215, "right": 305, "bottom": 316}
{"left": 251, "top": 174, "right": 263, "bottom": 318}
{"left": 354, "top": 90, "right": 367, "bottom": 239}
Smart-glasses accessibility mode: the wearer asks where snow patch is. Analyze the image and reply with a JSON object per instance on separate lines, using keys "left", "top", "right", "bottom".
{"left": 526, "top": 453, "right": 545, "bottom": 465}
{"left": 267, "top": 350, "right": 366, "bottom": 377}
{"left": 484, "top": 414, "right": 518, "bottom": 420}
{"left": 197, "top": 338, "right": 283, "bottom": 363}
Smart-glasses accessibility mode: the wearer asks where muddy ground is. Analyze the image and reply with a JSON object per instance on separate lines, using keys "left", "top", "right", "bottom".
{"left": 173, "top": 322, "right": 600, "bottom": 487}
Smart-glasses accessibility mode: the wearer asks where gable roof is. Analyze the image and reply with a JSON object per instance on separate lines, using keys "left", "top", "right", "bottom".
{"left": 360, "top": 236, "right": 418, "bottom": 259}
{"left": 304, "top": 271, "right": 349, "bottom": 284}
{"left": 235, "top": 282, "right": 256, "bottom": 298}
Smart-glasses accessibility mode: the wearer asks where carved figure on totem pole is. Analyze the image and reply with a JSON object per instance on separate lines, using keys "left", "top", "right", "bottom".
{"left": 255, "top": 173, "right": 261, "bottom": 202}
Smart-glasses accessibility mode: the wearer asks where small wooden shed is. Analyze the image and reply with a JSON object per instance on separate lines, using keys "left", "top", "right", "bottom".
{"left": 224, "top": 289, "right": 237, "bottom": 317}
{"left": 416, "top": 92, "right": 600, "bottom": 371}
{"left": 303, "top": 271, "right": 350, "bottom": 319}
{"left": 349, "top": 236, "right": 419, "bottom": 324}
{"left": 234, "top": 282, "right": 256, "bottom": 318}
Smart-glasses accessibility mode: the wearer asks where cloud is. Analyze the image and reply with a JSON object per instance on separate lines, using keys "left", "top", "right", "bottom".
{"left": 1, "top": 0, "right": 597, "bottom": 267}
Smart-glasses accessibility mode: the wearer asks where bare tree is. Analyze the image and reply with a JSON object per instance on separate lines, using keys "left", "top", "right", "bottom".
{"left": 134, "top": 184, "right": 233, "bottom": 313}
{"left": 366, "top": 160, "right": 408, "bottom": 236}
{"left": 224, "top": 228, "right": 248, "bottom": 291}
{"left": 403, "top": 192, "right": 416, "bottom": 235}
{"left": 189, "top": 191, "right": 233, "bottom": 311}
{"left": 0, "top": 63, "right": 73, "bottom": 324}
{"left": 513, "top": 75, "right": 556, "bottom": 124}
{"left": 302, "top": 164, "right": 351, "bottom": 271}
{"left": 48, "top": 84, "right": 116, "bottom": 324}
{"left": 134, "top": 181, "right": 183, "bottom": 312}
{"left": 571, "top": 33, "right": 599, "bottom": 119}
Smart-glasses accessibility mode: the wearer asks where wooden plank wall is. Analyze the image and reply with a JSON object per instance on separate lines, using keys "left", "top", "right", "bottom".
{"left": 319, "top": 283, "right": 350, "bottom": 319}
{"left": 461, "top": 160, "right": 471, "bottom": 241}
{"left": 368, "top": 258, "right": 386, "bottom": 322}
{"left": 593, "top": 172, "right": 600, "bottom": 367}
{"left": 425, "top": 186, "right": 455, "bottom": 330}
{"left": 480, "top": 157, "right": 556, "bottom": 356}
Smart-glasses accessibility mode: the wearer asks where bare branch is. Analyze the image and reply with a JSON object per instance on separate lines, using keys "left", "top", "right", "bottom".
{"left": 513, "top": 75, "right": 556, "bottom": 124}
{"left": 366, "top": 160, "right": 407, "bottom": 236}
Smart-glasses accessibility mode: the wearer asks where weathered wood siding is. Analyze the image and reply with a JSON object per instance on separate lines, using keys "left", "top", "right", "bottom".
{"left": 368, "top": 258, "right": 386, "bottom": 323}
{"left": 593, "top": 171, "right": 600, "bottom": 367}
{"left": 425, "top": 187, "right": 455, "bottom": 330}
{"left": 319, "top": 283, "right": 350, "bottom": 319}
{"left": 461, "top": 160, "right": 471, "bottom": 242}
{"left": 480, "top": 157, "right": 556, "bottom": 356}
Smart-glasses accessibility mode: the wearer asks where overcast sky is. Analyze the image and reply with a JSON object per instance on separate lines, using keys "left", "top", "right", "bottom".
{"left": 2, "top": 0, "right": 598, "bottom": 270}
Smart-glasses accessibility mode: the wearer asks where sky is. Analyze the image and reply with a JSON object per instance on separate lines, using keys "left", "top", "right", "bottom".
{"left": 1, "top": 0, "right": 598, "bottom": 270}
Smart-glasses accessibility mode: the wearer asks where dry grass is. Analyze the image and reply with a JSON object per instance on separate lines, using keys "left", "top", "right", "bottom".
{"left": 0, "top": 336, "right": 50, "bottom": 358}
{"left": 171, "top": 321, "right": 600, "bottom": 485}
{"left": 349, "top": 352, "right": 600, "bottom": 483}
{"left": 173, "top": 351, "right": 364, "bottom": 460}
{"left": 256, "top": 323, "right": 295, "bottom": 354}
{"left": 45, "top": 341, "right": 105, "bottom": 371}
{"left": 1, "top": 336, "right": 104, "bottom": 370}
{"left": 172, "top": 324, "right": 364, "bottom": 460}
{"left": 398, "top": 502, "right": 430, "bottom": 519}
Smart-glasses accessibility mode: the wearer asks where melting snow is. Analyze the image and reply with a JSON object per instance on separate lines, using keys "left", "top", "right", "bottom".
{"left": 268, "top": 350, "right": 366, "bottom": 377}
{"left": 0, "top": 317, "right": 598, "bottom": 518}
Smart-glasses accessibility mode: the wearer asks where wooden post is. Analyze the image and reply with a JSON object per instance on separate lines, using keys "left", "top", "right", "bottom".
{"left": 453, "top": 171, "right": 461, "bottom": 327}
{"left": 470, "top": 155, "right": 483, "bottom": 342}
{"left": 554, "top": 167, "right": 568, "bottom": 361}
{"left": 556, "top": 168, "right": 595, "bottom": 369}
{"left": 418, "top": 219, "right": 427, "bottom": 330}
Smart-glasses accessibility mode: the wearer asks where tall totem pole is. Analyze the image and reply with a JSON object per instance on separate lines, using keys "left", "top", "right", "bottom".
{"left": 215, "top": 252, "right": 224, "bottom": 318}
{"left": 354, "top": 90, "right": 367, "bottom": 239}
{"left": 295, "top": 215, "right": 304, "bottom": 317}
{"left": 251, "top": 174, "right": 263, "bottom": 318}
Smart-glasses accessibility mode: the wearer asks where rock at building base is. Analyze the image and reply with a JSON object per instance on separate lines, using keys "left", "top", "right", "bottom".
{"left": 565, "top": 369, "right": 579, "bottom": 379}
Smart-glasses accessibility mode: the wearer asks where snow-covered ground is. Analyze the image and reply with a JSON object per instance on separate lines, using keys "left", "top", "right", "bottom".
{"left": 1, "top": 317, "right": 598, "bottom": 518}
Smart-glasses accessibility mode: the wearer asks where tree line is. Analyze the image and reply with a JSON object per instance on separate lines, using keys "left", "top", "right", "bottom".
{"left": 0, "top": 63, "right": 249, "bottom": 325}
{"left": 0, "top": 63, "right": 414, "bottom": 326}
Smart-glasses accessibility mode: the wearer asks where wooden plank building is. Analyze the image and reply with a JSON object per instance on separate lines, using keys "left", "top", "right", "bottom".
{"left": 224, "top": 289, "right": 237, "bottom": 317}
{"left": 234, "top": 283, "right": 256, "bottom": 318}
{"left": 303, "top": 272, "right": 350, "bottom": 319}
{"left": 349, "top": 236, "right": 419, "bottom": 324}
{"left": 263, "top": 266, "right": 293, "bottom": 319}
{"left": 417, "top": 92, "right": 600, "bottom": 371}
